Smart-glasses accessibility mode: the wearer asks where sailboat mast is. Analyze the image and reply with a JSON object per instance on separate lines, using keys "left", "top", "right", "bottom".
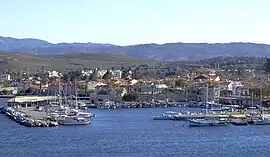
{"left": 260, "top": 72, "right": 263, "bottom": 114}
{"left": 251, "top": 90, "right": 254, "bottom": 108}
{"left": 58, "top": 77, "right": 62, "bottom": 106}
{"left": 75, "top": 78, "right": 78, "bottom": 109}
{"left": 206, "top": 82, "right": 209, "bottom": 113}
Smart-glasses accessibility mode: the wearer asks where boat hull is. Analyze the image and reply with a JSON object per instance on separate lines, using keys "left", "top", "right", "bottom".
{"left": 230, "top": 121, "right": 248, "bottom": 126}
{"left": 58, "top": 120, "right": 90, "bottom": 125}
{"left": 253, "top": 120, "right": 270, "bottom": 125}
{"left": 188, "top": 119, "right": 226, "bottom": 127}
{"left": 153, "top": 116, "right": 174, "bottom": 120}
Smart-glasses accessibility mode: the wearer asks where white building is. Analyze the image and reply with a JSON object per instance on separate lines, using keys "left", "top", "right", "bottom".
{"left": 227, "top": 81, "right": 243, "bottom": 95}
{"left": 47, "top": 71, "right": 60, "bottom": 78}
{"left": 111, "top": 70, "right": 123, "bottom": 79}
{"left": 0, "top": 74, "right": 11, "bottom": 81}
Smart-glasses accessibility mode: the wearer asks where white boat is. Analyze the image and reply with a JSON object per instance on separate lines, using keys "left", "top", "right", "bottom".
{"left": 252, "top": 80, "right": 270, "bottom": 125}
{"left": 188, "top": 118, "right": 216, "bottom": 127}
{"left": 188, "top": 117, "right": 226, "bottom": 127}
{"left": 230, "top": 119, "right": 248, "bottom": 126}
{"left": 153, "top": 111, "right": 182, "bottom": 120}
{"left": 188, "top": 83, "right": 228, "bottom": 127}
{"left": 153, "top": 114, "right": 175, "bottom": 120}
{"left": 77, "top": 111, "right": 95, "bottom": 118}
{"left": 253, "top": 117, "right": 270, "bottom": 125}
{"left": 57, "top": 115, "right": 90, "bottom": 125}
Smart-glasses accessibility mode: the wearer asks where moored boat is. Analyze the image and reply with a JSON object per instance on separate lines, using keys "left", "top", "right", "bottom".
{"left": 57, "top": 115, "right": 90, "bottom": 125}
{"left": 188, "top": 115, "right": 228, "bottom": 127}
{"left": 230, "top": 119, "right": 248, "bottom": 126}
{"left": 152, "top": 111, "right": 182, "bottom": 120}
{"left": 252, "top": 116, "right": 270, "bottom": 125}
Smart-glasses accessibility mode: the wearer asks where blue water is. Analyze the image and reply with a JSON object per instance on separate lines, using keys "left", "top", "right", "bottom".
{"left": 1, "top": 99, "right": 270, "bottom": 157}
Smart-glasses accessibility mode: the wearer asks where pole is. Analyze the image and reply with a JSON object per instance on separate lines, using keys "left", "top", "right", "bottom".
{"left": 58, "top": 78, "right": 62, "bottom": 106}
{"left": 151, "top": 84, "right": 154, "bottom": 103}
{"left": 218, "top": 82, "right": 220, "bottom": 104}
{"left": 251, "top": 90, "right": 254, "bottom": 109}
{"left": 260, "top": 71, "right": 263, "bottom": 115}
{"left": 75, "top": 78, "right": 78, "bottom": 109}
{"left": 206, "top": 82, "right": 209, "bottom": 114}
{"left": 165, "top": 87, "right": 168, "bottom": 104}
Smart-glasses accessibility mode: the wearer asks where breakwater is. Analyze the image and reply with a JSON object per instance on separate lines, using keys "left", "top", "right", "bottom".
{"left": 0, "top": 107, "right": 59, "bottom": 127}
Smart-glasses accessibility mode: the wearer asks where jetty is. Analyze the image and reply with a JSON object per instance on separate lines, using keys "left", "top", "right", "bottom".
{"left": 1, "top": 95, "right": 95, "bottom": 127}
{"left": 1, "top": 96, "right": 59, "bottom": 127}
{"left": 1, "top": 106, "right": 59, "bottom": 127}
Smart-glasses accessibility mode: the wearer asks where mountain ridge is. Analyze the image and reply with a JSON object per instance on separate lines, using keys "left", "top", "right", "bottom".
{"left": 1, "top": 36, "right": 270, "bottom": 60}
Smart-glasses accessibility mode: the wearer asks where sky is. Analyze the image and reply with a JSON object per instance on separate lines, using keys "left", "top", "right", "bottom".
{"left": 0, "top": 0, "right": 270, "bottom": 45}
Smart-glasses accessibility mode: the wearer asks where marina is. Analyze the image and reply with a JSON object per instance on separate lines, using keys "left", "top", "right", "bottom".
{"left": 2, "top": 95, "right": 270, "bottom": 128}
{"left": 1, "top": 102, "right": 270, "bottom": 157}
{"left": 0, "top": 95, "right": 95, "bottom": 127}
{"left": 152, "top": 108, "right": 270, "bottom": 127}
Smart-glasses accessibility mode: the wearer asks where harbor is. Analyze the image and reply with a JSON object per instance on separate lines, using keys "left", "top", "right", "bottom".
{"left": 152, "top": 107, "right": 270, "bottom": 127}
{"left": 2, "top": 95, "right": 270, "bottom": 128}
{"left": 0, "top": 95, "right": 95, "bottom": 127}
{"left": 1, "top": 102, "right": 270, "bottom": 157}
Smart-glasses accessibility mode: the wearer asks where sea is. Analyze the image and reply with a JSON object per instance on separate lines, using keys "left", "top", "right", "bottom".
{"left": 1, "top": 98, "right": 270, "bottom": 157}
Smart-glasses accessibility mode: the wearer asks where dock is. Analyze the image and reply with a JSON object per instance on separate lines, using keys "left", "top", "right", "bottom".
{"left": 1, "top": 106, "right": 59, "bottom": 127}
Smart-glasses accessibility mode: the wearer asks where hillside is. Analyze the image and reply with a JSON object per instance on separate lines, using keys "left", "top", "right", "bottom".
{"left": 1, "top": 37, "right": 270, "bottom": 60}
{"left": 0, "top": 52, "right": 157, "bottom": 72}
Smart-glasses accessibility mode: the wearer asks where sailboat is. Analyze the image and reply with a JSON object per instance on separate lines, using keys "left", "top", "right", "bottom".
{"left": 252, "top": 78, "right": 270, "bottom": 125}
{"left": 57, "top": 78, "right": 92, "bottom": 125}
{"left": 188, "top": 81, "right": 226, "bottom": 127}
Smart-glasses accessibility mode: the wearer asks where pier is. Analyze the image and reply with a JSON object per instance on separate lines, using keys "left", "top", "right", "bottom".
{"left": 1, "top": 106, "right": 59, "bottom": 127}
{"left": 1, "top": 95, "right": 95, "bottom": 127}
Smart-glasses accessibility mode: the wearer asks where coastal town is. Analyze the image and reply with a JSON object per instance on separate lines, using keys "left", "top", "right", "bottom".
{"left": 1, "top": 60, "right": 270, "bottom": 127}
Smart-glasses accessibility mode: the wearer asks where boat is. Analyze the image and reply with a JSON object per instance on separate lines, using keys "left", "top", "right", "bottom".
{"left": 173, "top": 111, "right": 196, "bottom": 121}
{"left": 253, "top": 116, "right": 270, "bottom": 125}
{"left": 57, "top": 115, "right": 90, "bottom": 125}
{"left": 188, "top": 115, "right": 228, "bottom": 127}
{"left": 56, "top": 78, "right": 93, "bottom": 126}
{"left": 152, "top": 111, "right": 181, "bottom": 120}
{"left": 188, "top": 82, "right": 227, "bottom": 127}
{"left": 251, "top": 81, "right": 270, "bottom": 125}
{"left": 230, "top": 119, "right": 248, "bottom": 126}
{"left": 188, "top": 118, "right": 216, "bottom": 127}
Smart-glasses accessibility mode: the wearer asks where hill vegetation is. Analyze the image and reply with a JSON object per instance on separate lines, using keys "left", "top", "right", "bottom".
{"left": 0, "top": 52, "right": 157, "bottom": 72}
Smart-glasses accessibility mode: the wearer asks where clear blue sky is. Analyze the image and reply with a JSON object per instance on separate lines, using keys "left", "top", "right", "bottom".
{"left": 1, "top": 0, "right": 269, "bottom": 45}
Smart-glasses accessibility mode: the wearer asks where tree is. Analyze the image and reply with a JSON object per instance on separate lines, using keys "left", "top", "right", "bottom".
{"left": 0, "top": 89, "right": 9, "bottom": 95}
{"left": 132, "top": 71, "right": 143, "bottom": 79}
{"left": 89, "top": 70, "right": 98, "bottom": 81}
{"left": 83, "top": 75, "right": 90, "bottom": 82}
{"left": 175, "top": 78, "right": 186, "bottom": 88}
{"left": 102, "top": 70, "right": 112, "bottom": 80}
{"left": 249, "top": 88, "right": 261, "bottom": 98}
{"left": 25, "top": 87, "right": 35, "bottom": 94}
{"left": 63, "top": 73, "right": 71, "bottom": 82}
{"left": 263, "top": 58, "right": 270, "bottom": 73}
{"left": 122, "top": 92, "right": 138, "bottom": 102}
{"left": 122, "top": 68, "right": 131, "bottom": 78}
